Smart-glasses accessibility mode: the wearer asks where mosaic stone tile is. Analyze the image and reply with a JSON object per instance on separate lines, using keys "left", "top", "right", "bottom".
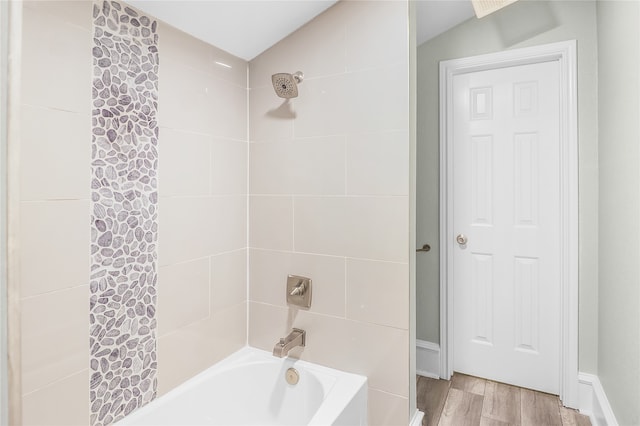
{"left": 90, "top": 2, "right": 158, "bottom": 425}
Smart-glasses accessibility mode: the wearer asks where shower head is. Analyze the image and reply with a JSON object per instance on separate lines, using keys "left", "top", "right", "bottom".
{"left": 271, "top": 71, "right": 304, "bottom": 99}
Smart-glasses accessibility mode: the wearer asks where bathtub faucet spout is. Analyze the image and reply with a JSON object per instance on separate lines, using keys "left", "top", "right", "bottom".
{"left": 273, "top": 328, "right": 306, "bottom": 358}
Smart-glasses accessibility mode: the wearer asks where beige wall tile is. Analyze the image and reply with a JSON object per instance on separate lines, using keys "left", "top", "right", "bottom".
{"left": 21, "top": 285, "right": 89, "bottom": 394}
{"left": 210, "top": 195, "right": 247, "bottom": 255}
{"left": 157, "top": 302, "right": 247, "bottom": 396}
{"left": 249, "top": 249, "right": 346, "bottom": 317}
{"left": 346, "top": 259, "right": 409, "bottom": 329}
{"left": 249, "top": 136, "right": 346, "bottom": 195}
{"left": 22, "top": 6, "right": 91, "bottom": 113}
{"left": 22, "top": 369, "right": 90, "bottom": 426}
{"left": 152, "top": 14, "right": 249, "bottom": 405}
{"left": 294, "top": 196, "right": 409, "bottom": 262}
{"left": 20, "top": 200, "right": 90, "bottom": 298}
{"left": 346, "top": 64, "right": 409, "bottom": 134}
{"left": 158, "top": 21, "right": 211, "bottom": 72}
{"left": 157, "top": 61, "right": 209, "bottom": 133}
{"left": 158, "top": 61, "right": 247, "bottom": 140}
{"left": 248, "top": 85, "right": 295, "bottom": 142}
{"left": 292, "top": 65, "right": 408, "bottom": 138}
{"left": 248, "top": 3, "right": 346, "bottom": 89}
{"left": 211, "top": 139, "right": 248, "bottom": 195}
{"left": 23, "top": 1, "right": 93, "bottom": 32}
{"left": 249, "top": 301, "right": 409, "bottom": 397}
{"left": 208, "top": 80, "right": 248, "bottom": 141}
{"left": 158, "top": 258, "right": 210, "bottom": 336}
{"left": 211, "top": 249, "right": 247, "bottom": 312}
{"left": 159, "top": 195, "right": 245, "bottom": 264}
{"left": 158, "top": 22, "right": 247, "bottom": 88}
{"left": 291, "top": 74, "right": 350, "bottom": 138}
{"left": 368, "top": 388, "right": 409, "bottom": 426}
{"left": 248, "top": 249, "right": 290, "bottom": 307}
{"left": 158, "top": 128, "right": 211, "bottom": 197}
{"left": 157, "top": 197, "right": 214, "bottom": 265}
{"left": 20, "top": 106, "right": 90, "bottom": 201}
{"left": 205, "top": 48, "right": 248, "bottom": 89}
{"left": 292, "top": 197, "right": 347, "bottom": 257}
{"left": 346, "top": 131, "right": 409, "bottom": 196}
{"left": 248, "top": 302, "right": 290, "bottom": 351}
{"left": 249, "top": 196, "right": 293, "bottom": 250}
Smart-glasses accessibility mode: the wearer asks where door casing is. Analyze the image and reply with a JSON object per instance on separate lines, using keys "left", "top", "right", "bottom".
{"left": 439, "top": 40, "right": 579, "bottom": 408}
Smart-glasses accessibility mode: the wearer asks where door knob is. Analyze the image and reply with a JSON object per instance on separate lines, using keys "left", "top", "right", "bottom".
{"left": 416, "top": 244, "right": 431, "bottom": 252}
{"left": 456, "top": 234, "right": 468, "bottom": 245}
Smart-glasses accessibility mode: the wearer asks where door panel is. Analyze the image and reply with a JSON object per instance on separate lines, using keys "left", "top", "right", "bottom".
{"left": 452, "top": 60, "right": 561, "bottom": 394}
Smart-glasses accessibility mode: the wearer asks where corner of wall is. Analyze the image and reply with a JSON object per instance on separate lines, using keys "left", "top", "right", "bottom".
{"left": 578, "top": 372, "right": 619, "bottom": 426}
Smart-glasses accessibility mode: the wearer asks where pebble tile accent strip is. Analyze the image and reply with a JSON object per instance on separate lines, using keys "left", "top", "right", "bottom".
{"left": 90, "top": 2, "right": 159, "bottom": 424}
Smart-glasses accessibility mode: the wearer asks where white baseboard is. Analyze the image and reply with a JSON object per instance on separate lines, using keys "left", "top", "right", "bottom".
{"left": 416, "top": 340, "right": 440, "bottom": 379}
{"left": 409, "top": 409, "right": 425, "bottom": 426}
{"left": 577, "top": 372, "right": 618, "bottom": 426}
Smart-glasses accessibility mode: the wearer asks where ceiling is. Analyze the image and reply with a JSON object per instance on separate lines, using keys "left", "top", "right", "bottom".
{"left": 127, "top": 0, "right": 476, "bottom": 61}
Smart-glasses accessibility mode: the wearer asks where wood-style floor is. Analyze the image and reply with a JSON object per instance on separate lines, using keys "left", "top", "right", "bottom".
{"left": 417, "top": 374, "right": 591, "bottom": 426}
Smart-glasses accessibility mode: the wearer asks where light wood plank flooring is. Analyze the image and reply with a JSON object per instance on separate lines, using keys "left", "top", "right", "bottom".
{"left": 417, "top": 374, "right": 591, "bottom": 426}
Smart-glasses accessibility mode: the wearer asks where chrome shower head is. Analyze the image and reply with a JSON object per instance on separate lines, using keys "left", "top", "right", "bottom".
{"left": 271, "top": 71, "right": 304, "bottom": 99}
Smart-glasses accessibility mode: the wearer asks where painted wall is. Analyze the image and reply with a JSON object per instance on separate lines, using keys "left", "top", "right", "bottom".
{"left": 597, "top": 1, "right": 640, "bottom": 424}
{"left": 247, "top": 2, "right": 411, "bottom": 425}
{"left": 18, "top": 1, "right": 248, "bottom": 424}
{"left": 416, "top": 0, "right": 600, "bottom": 373}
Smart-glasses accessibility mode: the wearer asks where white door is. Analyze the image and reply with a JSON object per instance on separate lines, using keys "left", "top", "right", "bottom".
{"left": 452, "top": 60, "right": 561, "bottom": 394}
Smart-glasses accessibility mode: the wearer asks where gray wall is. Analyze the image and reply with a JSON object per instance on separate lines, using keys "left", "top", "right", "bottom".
{"left": 597, "top": 1, "right": 640, "bottom": 424}
{"left": 416, "top": 0, "right": 599, "bottom": 373}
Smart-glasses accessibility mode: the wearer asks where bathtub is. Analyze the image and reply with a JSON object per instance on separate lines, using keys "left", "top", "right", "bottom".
{"left": 116, "top": 346, "right": 367, "bottom": 425}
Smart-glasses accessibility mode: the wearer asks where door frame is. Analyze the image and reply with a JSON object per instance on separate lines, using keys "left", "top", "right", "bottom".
{"left": 439, "top": 40, "right": 579, "bottom": 408}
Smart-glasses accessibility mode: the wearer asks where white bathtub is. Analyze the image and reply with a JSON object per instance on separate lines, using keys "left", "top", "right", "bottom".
{"left": 116, "top": 346, "right": 367, "bottom": 425}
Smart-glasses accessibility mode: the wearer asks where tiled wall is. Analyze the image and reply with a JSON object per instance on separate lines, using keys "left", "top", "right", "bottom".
{"left": 18, "top": 1, "right": 249, "bottom": 424}
{"left": 154, "top": 18, "right": 248, "bottom": 395}
{"left": 247, "top": 2, "right": 411, "bottom": 425}
{"left": 19, "top": 1, "right": 92, "bottom": 424}
{"left": 18, "top": 0, "right": 410, "bottom": 424}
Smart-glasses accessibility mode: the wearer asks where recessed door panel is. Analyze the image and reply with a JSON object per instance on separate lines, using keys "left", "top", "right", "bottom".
{"left": 471, "top": 136, "right": 493, "bottom": 225}
{"left": 514, "top": 132, "right": 539, "bottom": 226}
{"left": 514, "top": 256, "right": 539, "bottom": 353}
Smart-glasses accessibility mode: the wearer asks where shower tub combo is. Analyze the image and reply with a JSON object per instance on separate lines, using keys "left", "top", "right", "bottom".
{"left": 116, "top": 346, "right": 368, "bottom": 425}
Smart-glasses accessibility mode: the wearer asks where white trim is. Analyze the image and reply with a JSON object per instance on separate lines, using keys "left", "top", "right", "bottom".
{"left": 439, "top": 40, "right": 579, "bottom": 407}
{"left": 416, "top": 340, "right": 440, "bottom": 379}
{"left": 577, "top": 373, "right": 619, "bottom": 426}
{"left": 409, "top": 409, "right": 425, "bottom": 426}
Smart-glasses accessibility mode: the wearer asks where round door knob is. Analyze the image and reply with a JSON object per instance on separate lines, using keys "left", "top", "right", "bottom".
{"left": 456, "top": 234, "right": 467, "bottom": 245}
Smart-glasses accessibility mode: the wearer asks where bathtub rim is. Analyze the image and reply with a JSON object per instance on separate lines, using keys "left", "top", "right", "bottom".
{"left": 115, "top": 345, "right": 368, "bottom": 426}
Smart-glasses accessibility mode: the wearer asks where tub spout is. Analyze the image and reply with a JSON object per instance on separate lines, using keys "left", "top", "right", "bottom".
{"left": 273, "top": 328, "right": 306, "bottom": 358}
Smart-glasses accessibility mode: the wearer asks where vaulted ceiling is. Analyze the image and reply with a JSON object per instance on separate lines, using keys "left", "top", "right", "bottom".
{"left": 127, "top": 0, "right": 476, "bottom": 61}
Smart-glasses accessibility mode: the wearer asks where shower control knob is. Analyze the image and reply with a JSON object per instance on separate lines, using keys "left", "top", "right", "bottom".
{"left": 456, "top": 234, "right": 468, "bottom": 245}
